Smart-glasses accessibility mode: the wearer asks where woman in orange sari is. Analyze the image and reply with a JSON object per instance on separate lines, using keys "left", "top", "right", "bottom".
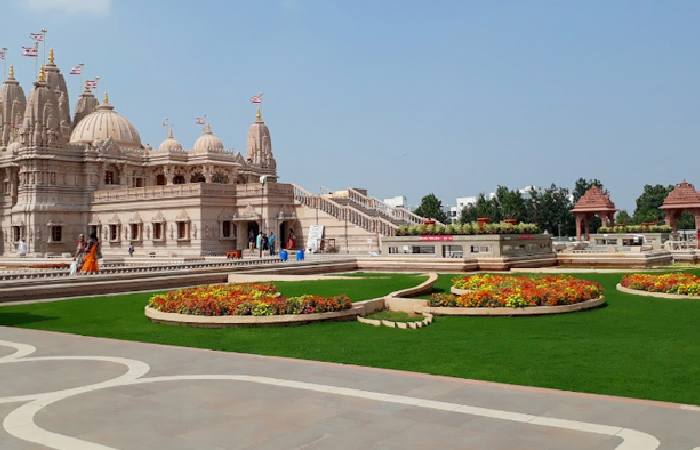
{"left": 80, "top": 233, "right": 101, "bottom": 274}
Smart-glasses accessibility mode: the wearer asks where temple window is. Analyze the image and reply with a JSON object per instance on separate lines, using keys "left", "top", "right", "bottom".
{"left": 48, "top": 226, "right": 63, "bottom": 243}
{"left": 129, "top": 224, "right": 142, "bottom": 241}
{"left": 11, "top": 226, "right": 23, "bottom": 242}
{"left": 152, "top": 222, "right": 164, "bottom": 241}
{"left": 133, "top": 177, "right": 144, "bottom": 187}
{"left": 88, "top": 225, "right": 101, "bottom": 239}
{"left": 173, "top": 175, "right": 185, "bottom": 184}
{"left": 156, "top": 174, "right": 166, "bottom": 186}
{"left": 105, "top": 170, "right": 116, "bottom": 185}
{"left": 176, "top": 221, "right": 190, "bottom": 241}
{"left": 190, "top": 173, "right": 206, "bottom": 183}
{"left": 109, "top": 224, "right": 120, "bottom": 242}
{"left": 212, "top": 173, "right": 228, "bottom": 183}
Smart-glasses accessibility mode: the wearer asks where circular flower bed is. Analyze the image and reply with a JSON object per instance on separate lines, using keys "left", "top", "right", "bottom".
{"left": 148, "top": 283, "right": 352, "bottom": 316}
{"left": 620, "top": 273, "right": 700, "bottom": 297}
{"left": 434, "top": 274, "right": 602, "bottom": 308}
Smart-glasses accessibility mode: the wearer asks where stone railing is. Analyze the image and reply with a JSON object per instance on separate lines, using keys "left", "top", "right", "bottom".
{"left": 91, "top": 183, "right": 237, "bottom": 204}
{"left": 235, "top": 182, "right": 294, "bottom": 198}
{"left": 0, "top": 257, "right": 281, "bottom": 282}
{"left": 347, "top": 188, "right": 425, "bottom": 225}
{"left": 292, "top": 184, "right": 397, "bottom": 236}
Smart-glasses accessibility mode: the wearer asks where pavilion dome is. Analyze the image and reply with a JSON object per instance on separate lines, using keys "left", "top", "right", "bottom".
{"left": 571, "top": 186, "right": 616, "bottom": 213}
{"left": 192, "top": 123, "right": 224, "bottom": 154}
{"left": 660, "top": 181, "right": 700, "bottom": 209}
{"left": 69, "top": 93, "right": 142, "bottom": 149}
{"left": 158, "top": 128, "right": 183, "bottom": 153}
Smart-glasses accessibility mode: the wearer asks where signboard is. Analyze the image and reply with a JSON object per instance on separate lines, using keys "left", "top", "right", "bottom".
{"left": 419, "top": 235, "right": 454, "bottom": 242}
{"left": 307, "top": 224, "right": 325, "bottom": 252}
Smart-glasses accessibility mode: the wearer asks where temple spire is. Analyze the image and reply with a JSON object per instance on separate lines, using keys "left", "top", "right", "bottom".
{"left": 103, "top": 90, "right": 109, "bottom": 104}
{"left": 37, "top": 65, "right": 46, "bottom": 83}
{"left": 8, "top": 65, "right": 14, "bottom": 80}
{"left": 48, "top": 48, "right": 55, "bottom": 65}
{"left": 255, "top": 107, "right": 262, "bottom": 122}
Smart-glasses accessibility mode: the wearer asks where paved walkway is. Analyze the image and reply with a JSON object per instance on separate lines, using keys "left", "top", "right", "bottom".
{"left": 0, "top": 327, "right": 698, "bottom": 450}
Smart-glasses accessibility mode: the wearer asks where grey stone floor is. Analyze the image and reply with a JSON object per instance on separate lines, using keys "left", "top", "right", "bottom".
{"left": 0, "top": 326, "right": 698, "bottom": 450}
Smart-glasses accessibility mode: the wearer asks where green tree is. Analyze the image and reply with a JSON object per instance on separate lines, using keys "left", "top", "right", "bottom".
{"left": 413, "top": 193, "right": 448, "bottom": 223}
{"left": 475, "top": 193, "right": 499, "bottom": 222}
{"left": 459, "top": 205, "right": 478, "bottom": 224}
{"left": 615, "top": 210, "right": 633, "bottom": 225}
{"left": 536, "top": 184, "right": 575, "bottom": 235}
{"left": 494, "top": 185, "right": 527, "bottom": 221}
{"left": 677, "top": 211, "right": 696, "bottom": 230}
{"left": 633, "top": 184, "right": 672, "bottom": 224}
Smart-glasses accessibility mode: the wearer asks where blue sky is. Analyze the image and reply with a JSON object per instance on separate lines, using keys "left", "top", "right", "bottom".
{"left": 3, "top": 0, "right": 699, "bottom": 211}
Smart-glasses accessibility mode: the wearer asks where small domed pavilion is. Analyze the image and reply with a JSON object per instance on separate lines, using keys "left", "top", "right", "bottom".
{"left": 571, "top": 186, "right": 616, "bottom": 241}
{"left": 659, "top": 181, "right": 700, "bottom": 233}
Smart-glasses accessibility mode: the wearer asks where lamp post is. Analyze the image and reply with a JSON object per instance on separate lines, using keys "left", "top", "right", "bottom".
{"left": 259, "top": 175, "right": 269, "bottom": 258}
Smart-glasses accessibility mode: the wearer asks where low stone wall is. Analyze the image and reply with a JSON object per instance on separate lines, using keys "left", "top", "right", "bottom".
{"left": 557, "top": 251, "right": 673, "bottom": 268}
{"left": 425, "top": 297, "right": 605, "bottom": 316}
{"left": 616, "top": 283, "right": 700, "bottom": 300}
{"left": 144, "top": 304, "right": 364, "bottom": 328}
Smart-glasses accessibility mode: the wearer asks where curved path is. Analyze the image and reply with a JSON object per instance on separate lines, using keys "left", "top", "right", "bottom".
{"left": 0, "top": 328, "right": 698, "bottom": 450}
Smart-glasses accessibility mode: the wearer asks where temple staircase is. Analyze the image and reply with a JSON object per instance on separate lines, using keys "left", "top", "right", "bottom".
{"left": 291, "top": 184, "right": 426, "bottom": 253}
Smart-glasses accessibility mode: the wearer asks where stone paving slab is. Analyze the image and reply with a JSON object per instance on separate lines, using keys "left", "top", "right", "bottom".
{"left": 0, "top": 327, "right": 698, "bottom": 450}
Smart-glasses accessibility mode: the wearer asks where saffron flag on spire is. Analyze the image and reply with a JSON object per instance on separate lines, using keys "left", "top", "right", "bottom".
{"left": 70, "top": 65, "right": 83, "bottom": 75}
{"left": 21, "top": 47, "right": 38, "bottom": 57}
{"left": 250, "top": 93, "right": 263, "bottom": 104}
{"left": 195, "top": 117, "right": 206, "bottom": 125}
{"left": 29, "top": 33, "right": 44, "bottom": 42}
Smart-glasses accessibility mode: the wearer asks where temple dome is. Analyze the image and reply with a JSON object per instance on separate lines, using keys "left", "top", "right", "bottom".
{"left": 69, "top": 94, "right": 141, "bottom": 149}
{"left": 158, "top": 128, "right": 183, "bottom": 153}
{"left": 192, "top": 123, "right": 224, "bottom": 153}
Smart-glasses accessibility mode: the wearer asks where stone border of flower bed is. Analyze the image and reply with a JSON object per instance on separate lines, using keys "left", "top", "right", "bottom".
{"left": 144, "top": 304, "right": 364, "bottom": 328}
{"left": 144, "top": 273, "right": 438, "bottom": 328}
{"left": 425, "top": 296, "right": 605, "bottom": 316}
{"left": 616, "top": 283, "right": 700, "bottom": 300}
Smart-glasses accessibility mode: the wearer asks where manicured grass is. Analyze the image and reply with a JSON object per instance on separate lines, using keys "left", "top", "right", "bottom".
{"left": 1, "top": 269, "right": 700, "bottom": 405}
{"left": 366, "top": 310, "right": 424, "bottom": 322}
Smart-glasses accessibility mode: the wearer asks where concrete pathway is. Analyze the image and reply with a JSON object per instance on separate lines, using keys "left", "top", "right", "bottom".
{"left": 0, "top": 327, "right": 698, "bottom": 450}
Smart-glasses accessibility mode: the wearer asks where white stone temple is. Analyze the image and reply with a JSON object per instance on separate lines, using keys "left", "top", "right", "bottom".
{"left": 0, "top": 50, "right": 419, "bottom": 257}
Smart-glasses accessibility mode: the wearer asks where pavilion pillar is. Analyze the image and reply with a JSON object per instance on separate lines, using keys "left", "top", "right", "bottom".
{"left": 575, "top": 214, "right": 584, "bottom": 241}
{"left": 664, "top": 210, "right": 678, "bottom": 233}
{"left": 584, "top": 216, "right": 591, "bottom": 241}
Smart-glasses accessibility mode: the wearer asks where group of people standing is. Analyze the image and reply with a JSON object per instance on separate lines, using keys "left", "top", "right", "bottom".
{"left": 73, "top": 233, "right": 101, "bottom": 274}
{"left": 247, "top": 228, "right": 297, "bottom": 255}
{"left": 249, "top": 230, "right": 278, "bottom": 255}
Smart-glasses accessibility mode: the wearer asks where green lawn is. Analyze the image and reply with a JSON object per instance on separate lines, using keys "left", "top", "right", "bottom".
{"left": 1, "top": 269, "right": 700, "bottom": 405}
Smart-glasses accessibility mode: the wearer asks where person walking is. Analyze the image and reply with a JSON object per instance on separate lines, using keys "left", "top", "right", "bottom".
{"left": 262, "top": 233, "right": 269, "bottom": 252}
{"left": 268, "top": 232, "right": 276, "bottom": 256}
{"left": 128, "top": 243, "right": 134, "bottom": 257}
{"left": 256, "top": 231, "right": 262, "bottom": 250}
{"left": 74, "top": 234, "right": 87, "bottom": 272}
{"left": 80, "top": 232, "right": 101, "bottom": 274}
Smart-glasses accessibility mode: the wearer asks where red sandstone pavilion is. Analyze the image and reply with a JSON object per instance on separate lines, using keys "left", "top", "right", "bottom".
{"left": 660, "top": 181, "right": 700, "bottom": 233}
{"left": 571, "top": 186, "right": 616, "bottom": 241}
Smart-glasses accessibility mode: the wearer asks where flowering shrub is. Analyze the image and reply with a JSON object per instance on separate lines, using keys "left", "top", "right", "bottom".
{"left": 396, "top": 222, "right": 540, "bottom": 236}
{"left": 620, "top": 273, "right": 700, "bottom": 297}
{"left": 598, "top": 224, "right": 671, "bottom": 234}
{"left": 148, "top": 283, "right": 352, "bottom": 316}
{"left": 431, "top": 274, "right": 602, "bottom": 308}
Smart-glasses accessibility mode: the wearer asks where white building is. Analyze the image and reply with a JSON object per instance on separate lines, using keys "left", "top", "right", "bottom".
{"left": 449, "top": 196, "right": 477, "bottom": 223}
{"left": 383, "top": 195, "right": 407, "bottom": 209}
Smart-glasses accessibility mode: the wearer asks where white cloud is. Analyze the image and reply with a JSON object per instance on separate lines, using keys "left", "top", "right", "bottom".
{"left": 22, "top": 0, "right": 111, "bottom": 15}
